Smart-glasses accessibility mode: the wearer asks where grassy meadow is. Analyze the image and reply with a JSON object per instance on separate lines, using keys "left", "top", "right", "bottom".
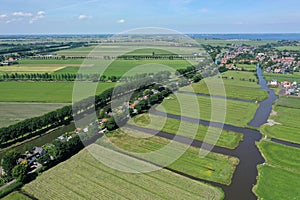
{"left": 2, "top": 191, "right": 30, "bottom": 200}
{"left": 0, "top": 103, "right": 68, "bottom": 128}
{"left": 101, "top": 129, "right": 239, "bottom": 185}
{"left": 0, "top": 82, "right": 116, "bottom": 103}
{"left": 130, "top": 113, "right": 243, "bottom": 149}
{"left": 254, "top": 140, "right": 300, "bottom": 199}
{"left": 157, "top": 93, "right": 258, "bottom": 127}
{"left": 23, "top": 148, "right": 224, "bottom": 200}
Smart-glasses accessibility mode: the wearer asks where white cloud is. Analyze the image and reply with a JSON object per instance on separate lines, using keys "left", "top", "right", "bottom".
{"left": 28, "top": 11, "right": 46, "bottom": 24}
{"left": 117, "top": 19, "right": 125, "bottom": 23}
{"left": 78, "top": 15, "right": 91, "bottom": 20}
{"left": 0, "top": 14, "right": 7, "bottom": 19}
{"left": 13, "top": 12, "right": 32, "bottom": 17}
{"left": 5, "top": 18, "right": 17, "bottom": 24}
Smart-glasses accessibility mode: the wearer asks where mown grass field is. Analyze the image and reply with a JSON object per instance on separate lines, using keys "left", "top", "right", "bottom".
{"left": 0, "top": 103, "right": 68, "bottom": 128}
{"left": 2, "top": 191, "right": 30, "bottom": 200}
{"left": 195, "top": 39, "right": 276, "bottom": 47}
{"left": 254, "top": 165, "right": 300, "bottom": 200}
{"left": 55, "top": 59, "right": 195, "bottom": 77}
{"left": 276, "top": 45, "right": 300, "bottom": 51}
{"left": 254, "top": 140, "right": 300, "bottom": 199}
{"left": 182, "top": 77, "right": 267, "bottom": 101}
{"left": 263, "top": 72, "right": 300, "bottom": 82}
{"left": 275, "top": 96, "right": 300, "bottom": 109}
{"left": 131, "top": 113, "right": 243, "bottom": 149}
{"left": 236, "top": 64, "right": 256, "bottom": 71}
{"left": 102, "top": 129, "right": 239, "bottom": 185}
{"left": 0, "top": 82, "right": 116, "bottom": 103}
{"left": 261, "top": 125, "right": 300, "bottom": 144}
{"left": 23, "top": 148, "right": 224, "bottom": 200}
{"left": 270, "top": 106, "right": 300, "bottom": 129}
{"left": 157, "top": 93, "right": 258, "bottom": 127}
{"left": 221, "top": 71, "right": 259, "bottom": 88}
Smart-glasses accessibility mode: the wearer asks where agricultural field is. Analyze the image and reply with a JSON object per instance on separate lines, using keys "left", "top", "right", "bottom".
{"left": 2, "top": 191, "right": 30, "bottom": 200}
{"left": 182, "top": 76, "right": 267, "bottom": 101}
{"left": 0, "top": 102, "right": 68, "bottom": 128}
{"left": 275, "top": 96, "right": 300, "bottom": 109}
{"left": 270, "top": 106, "right": 300, "bottom": 129}
{"left": 263, "top": 72, "right": 300, "bottom": 82}
{"left": 254, "top": 141, "right": 300, "bottom": 199}
{"left": 55, "top": 59, "right": 195, "bottom": 77}
{"left": 221, "top": 71, "right": 260, "bottom": 88}
{"left": 0, "top": 82, "right": 116, "bottom": 103}
{"left": 156, "top": 93, "right": 258, "bottom": 127}
{"left": 235, "top": 64, "right": 256, "bottom": 71}
{"left": 130, "top": 113, "right": 243, "bottom": 149}
{"left": 254, "top": 165, "right": 300, "bottom": 200}
{"left": 261, "top": 125, "right": 300, "bottom": 144}
{"left": 261, "top": 97, "right": 300, "bottom": 144}
{"left": 195, "top": 39, "right": 276, "bottom": 47}
{"left": 100, "top": 129, "right": 239, "bottom": 185}
{"left": 23, "top": 148, "right": 224, "bottom": 200}
{"left": 276, "top": 45, "right": 300, "bottom": 51}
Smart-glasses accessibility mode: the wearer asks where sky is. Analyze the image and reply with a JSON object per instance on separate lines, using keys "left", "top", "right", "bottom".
{"left": 0, "top": 0, "right": 300, "bottom": 34}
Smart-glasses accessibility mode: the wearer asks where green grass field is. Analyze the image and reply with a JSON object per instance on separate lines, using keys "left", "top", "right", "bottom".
{"left": 0, "top": 82, "right": 116, "bottom": 103}
{"left": 221, "top": 71, "right": 259, "bottom": 87}
{"left": 130, "top": 113, "right": 243, "bottom": 149}
{"left": 157, "top": 93, "right": 258, "bottom": 127}
{"left": 261, "top": 125, "right": 300, "bottom": 144}
{"left": 276, "top": 45, "right": 300, "bottom": 51}
{"left": 101, "top": 129, "right": 239, "bottom": 185}
{"left": 253, "top": 165, "right": 300, "bottom": 200}
{"left": 55, "top": 59, "right": 194, "bottom": 77}
{"left": 236, "top": 64, "right": 257, "bottom": 71}
{"left": 270, "top": 106, "right": 300, "bottom": 129}
{"left": 263, "top": 72, "right": 300, "bottom": 82}
{"left": 2, "top": 191, "right": 30, "bottom": 200}
{"left": 254, "top": 140, "right": 300, "bottom": 199}
{"left": 275, "top": 96, "right": 300, "bottom": 109}
{"left": 182, "top": 78, "right": 267, "bottom": 101}
{"left": 0, "top": 102, "right": 68, "bottom": 128}
{"left": 23, "top": 148, "right": 224, "bottom": 200}
{"left": 195, "top": 39, "right": 276, "bottom": 47}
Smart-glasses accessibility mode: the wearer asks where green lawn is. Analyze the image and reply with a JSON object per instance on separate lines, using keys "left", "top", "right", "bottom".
{"left": 0, "top": 82, "right": 116, "bottom": 103}
{"left": 130, "top": 113, "right": 243, "bottom": 149}
{"left": 253, "top": 165, "right": 300, "bottom": 200}
{"left": 102, "top": 129, "right": 239, "bottom": 185}
{"left": 18, "top": 59, "right": 84, "bottom": 65}
{"left": 157, "top": 93, "right": 258, "bottom": 127}
{"left": 276, "top": 45, "right": 300, "bottom": 51}
{"left": 221, "top": 71, "right": 259, "bottom": 87}
{"left": 182, "top": 78, "right": 267, "bottom": 101}
{"left": 263, "top": 72, "right": 300, "bottom": 82}
{"left": 23, "top": 148, "right": 224, "bottom": 200}
{"left": 0, "top": 102, "right": 68, "bottom": 128}
{"left": 236, "top": 64, "right": 257, "bottom": 71}
{"left": 261, "top": 124, "right": 300, "bottom": 144}
{"left": 2, "top": 191, "right": 30, "bottom": 200}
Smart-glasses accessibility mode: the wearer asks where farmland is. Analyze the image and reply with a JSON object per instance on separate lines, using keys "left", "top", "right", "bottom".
{"left": 270, "top": 106, "right": 300, "bottom": 129}
{"left": 0, "top": 82, "right": 116, "bottom": 102}
{"left": 263, "top": 72, "right": 300, "bottom": 82}
{"left": 275, "top": 96, "right": 300, "bottom": 109}
{"left": 100, "top": 129, "right": 239, "bottom": 185}
{"left": 0, "top": 102, "right": 68, "bottom": 128}
{"left": 182, "top": 77, "right": 267, "bottom": 101}
{"left": 156, "top": 93, "right": 258, "bottom": 127}
{"left": 23, "top": 148, "right": 224, "bottom": 200}
{"left": 235, "top": 64, "right": 256, "bottom": 71}
{"left": 261, "top": 125, "right": 300, "bottom": 144}
{"left": 2, "top": 191, "right": 30, "bottom": 200}
{"left": 254, "top": 141, "right": 300, "bottom": 199}
{"left": 131, "top": 113, "right": 243, "bottom": 149}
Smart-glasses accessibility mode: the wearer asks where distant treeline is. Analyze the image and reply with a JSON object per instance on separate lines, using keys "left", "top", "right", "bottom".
{"left": 0, "top": 71, "right": 171, "bottom": 82}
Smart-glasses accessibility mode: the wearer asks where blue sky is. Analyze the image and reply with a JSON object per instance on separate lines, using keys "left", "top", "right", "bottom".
{"left": 0, "top": 0, "right": 300, "bottom": 34}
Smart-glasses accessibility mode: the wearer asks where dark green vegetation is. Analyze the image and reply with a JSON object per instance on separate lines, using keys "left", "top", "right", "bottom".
{"left": 254, "top": 141, "right": 300, "bottom": 200}
{"left": 23, "top": 149, "right": 224, "bottom": 200}
{"left": 131, "top": 113, "right": 243, "bottom": 149}
{"left": 101, "top": 129, "right": 239, "bottom": 185}
{"left": 0, "top": 103, "right": 68, "bottom": 128}
{"left": 157, "top": 93, "right": 258, "bottom": 127}
{"left": 2, "top": 191, "right": 30, "bottom": 200}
